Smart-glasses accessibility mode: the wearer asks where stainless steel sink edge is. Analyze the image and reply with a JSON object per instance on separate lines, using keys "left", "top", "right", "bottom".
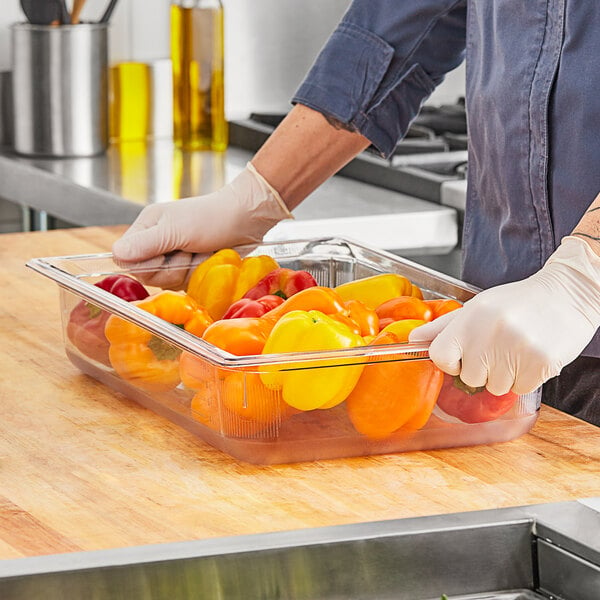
{"left": 1, "top": 500, "right": 599, "bottom": 600}
{"left": 0, "top": 505, "right": 539, "bottom": 578}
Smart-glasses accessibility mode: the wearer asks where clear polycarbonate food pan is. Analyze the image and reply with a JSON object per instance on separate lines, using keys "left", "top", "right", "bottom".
{"left": 27, "top": 238, "right": 541, "bottom": 464}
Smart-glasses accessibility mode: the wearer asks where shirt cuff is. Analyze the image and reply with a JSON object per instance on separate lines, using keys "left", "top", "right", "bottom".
{"left": 292, "top": 22, "right": 437, "bottom": 158}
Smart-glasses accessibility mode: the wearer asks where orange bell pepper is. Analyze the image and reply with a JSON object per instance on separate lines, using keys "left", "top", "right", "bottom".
{"left": 345, "top": 325, "right": 443, "bottom": 439}
{"left": 222, "top": 371, "right": 296, "bottom": 425}
{"left": 104, "top": 290, "right": 213, "bottom": 391}
{"left": 180, "top": 355, "right": 295, "bottom": 436}
{"left": 186, "top": 248, "right": 279, "bottom": 320}
{"left": 335, "top": 273, "right": 423, "bottom": 309}
{"left": 344, "top": 299, "right": 379, "bottom": 337}
{"left": 375, "top": 296, "right": 433, "bottom": 329}
{"left": 261, "top": 286, "right": 348, "bottom": 323}
{"left": 424, "top": 298, "right": 463, "bottom": 319}
{"left": 329, "top": 312, "right": 362, "bottom": 336}
{"left": 179, "top": 350, "right": 221, "bottom": 390}
{"left": 327, "top": 300, "right": 380, "bottom": 337}
{"left": 190, "top": 373, "right": 295, "bottom": 437}
{"left": 202, "top": 317, "right": 275, "bottom": 355}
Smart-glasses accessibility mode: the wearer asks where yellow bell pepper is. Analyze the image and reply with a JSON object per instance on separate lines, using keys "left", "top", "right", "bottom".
{"left": 260, "top": 310, "right": 365, "bottom": 411}
{"left": 186, "top": 248, "right": 279, "bottom": 320}
{"left": 335, "top": 273, "right": 422, "bottom": 309}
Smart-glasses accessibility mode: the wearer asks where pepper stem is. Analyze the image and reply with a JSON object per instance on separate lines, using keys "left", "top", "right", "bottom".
{"left": 453, "top": 375, "right": 486, "bottom": 395}
{"left": 147, "top": 336, "right": 182, "bottom": 361}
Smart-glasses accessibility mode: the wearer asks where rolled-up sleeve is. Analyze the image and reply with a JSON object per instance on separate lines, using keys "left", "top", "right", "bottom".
{"left": 292, "top": 0, "right": 467, "bottom": 157}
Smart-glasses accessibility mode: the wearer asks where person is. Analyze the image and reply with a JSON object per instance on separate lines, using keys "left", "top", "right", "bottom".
{"left": 112, "top": 1, "right": 600, "bottom": 426}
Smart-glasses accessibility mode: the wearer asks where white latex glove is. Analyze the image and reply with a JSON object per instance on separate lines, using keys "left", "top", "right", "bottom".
{"left": 111, "top": 163, "right": 293, "bottom": 287}
{"left": 408, "top": 236, "right": 600, "bottom": 396}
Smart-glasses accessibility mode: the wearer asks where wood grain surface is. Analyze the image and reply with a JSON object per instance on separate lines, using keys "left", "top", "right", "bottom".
{"left": 0, "top": 227, "right": 599, "bottom": 560}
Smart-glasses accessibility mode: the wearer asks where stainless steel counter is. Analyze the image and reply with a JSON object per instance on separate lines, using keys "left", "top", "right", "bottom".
{"left": 0, "top": 140, "right": 458, "bottom": 255}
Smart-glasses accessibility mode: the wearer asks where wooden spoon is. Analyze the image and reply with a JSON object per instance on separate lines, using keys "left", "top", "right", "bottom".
{"left": 70, "top": 0, "right": 86, "bottom": 24}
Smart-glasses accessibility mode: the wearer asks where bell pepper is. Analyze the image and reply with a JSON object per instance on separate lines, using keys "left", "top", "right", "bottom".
{"left": 380, "top": 318, "right": 427, "bottom": 339}
{"left": 261, "top": 286, "right": 348, "bottom": 323}
{"left": 222, "top": 371, "right": 297, "bottom": 425}
{"left": 436, "top": 375, "right": 518, "bottom": 423}
{"left": 344, "top": 299, "right": 379, "bottom": 337}
{"left": 180, "top": 356, "right": 295, "bottom": 435}
{"left": 104, "top": 290, "right": 213, "bottom": 391}
{"left": 345, "top": 325, "right": 443, "bottom": 439}
{"left": 186, "top": 248, "right": 279, "bottom": 320}
{"left": 243, "top": 267, "right": 317, "bottom": 300}
{"left": 335, "top": 273, "right": 423, "bottom": 309}
{"left": 221, "top": 295, "right": 284, "bottom": 319}
{"left": 375, "top": 296, "right": 433, "bottom": 330}
{"left": 423, "top": 298, "right": 463, "bottom": 319}
{"left": 180, "top": 350, "right": 222, "bottom": 390}
{"left": 66, "top": 275, "right": 149, "bottom": 366}
{"left": 260, "top": 310, "right": 365, "bottom": 411}
{"left": 190, "top": 374, "right": 295, "bottom": 437}
{"left": 202, "top": 316, "right": 275, "bottom": 355}
{"left": 328, "top": 312, "right": 362, "bottom": 336}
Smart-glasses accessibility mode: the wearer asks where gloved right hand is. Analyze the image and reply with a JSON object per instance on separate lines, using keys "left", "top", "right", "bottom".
{"left": 409, "top": 236, "right": 600, "bottom": 395}
{"left": 111, "top": 163, "right": 293, "bottom": 288}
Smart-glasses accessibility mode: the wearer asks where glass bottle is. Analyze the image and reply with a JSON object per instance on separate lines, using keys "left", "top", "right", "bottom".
{"left": 171, "top": 0, "right": 227, "bottom": 151}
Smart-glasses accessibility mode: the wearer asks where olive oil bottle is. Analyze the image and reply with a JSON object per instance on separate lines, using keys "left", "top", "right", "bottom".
{"left": 171, "top": 0, "right": 227, "bottom": 151}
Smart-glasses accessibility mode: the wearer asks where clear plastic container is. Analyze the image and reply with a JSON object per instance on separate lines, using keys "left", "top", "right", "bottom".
{"left": 27, "top": 238, "right": 541, "bottom": 464}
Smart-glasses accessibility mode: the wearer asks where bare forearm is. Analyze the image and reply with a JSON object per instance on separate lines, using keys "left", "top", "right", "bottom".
{"left": 251, "top": 104, "right": 371, "bottom": 210}
{"left": 572, "top": 192, "right": 600, "bottom": 256}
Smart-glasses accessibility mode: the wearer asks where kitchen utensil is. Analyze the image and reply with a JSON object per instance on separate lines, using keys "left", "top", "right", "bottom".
{"left": 20, "top": 0, "right": 61, "bottom": 24}
{"left": 57, "top": 0, "right": 71, "bottom": 24}
{"left": 19, "top": 0, "right": 71, "bottom": 24}
{"left": 0, "top": 71, "right": 13, "bottom": 149}
{"left": 99, "top": 0, "right": 119, "bottom": 23}
{"left": 70, "top": 0, "right": 86, "bottom": 24}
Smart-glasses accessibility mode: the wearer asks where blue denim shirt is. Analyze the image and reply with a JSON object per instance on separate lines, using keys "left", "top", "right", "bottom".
{"left": 293, "top": 0, "right": 600, "bottom": 357}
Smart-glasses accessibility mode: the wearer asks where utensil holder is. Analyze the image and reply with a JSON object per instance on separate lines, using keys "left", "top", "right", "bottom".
{"left": 11, "top": 22, "right": 109, "bottom": 157}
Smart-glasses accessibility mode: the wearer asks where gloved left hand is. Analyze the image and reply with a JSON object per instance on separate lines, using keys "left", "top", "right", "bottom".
{"left": 111, "top": 163, "right": 293, "bottom": 288}
{"left": 408, "top": 236, "right": 600, "bottom": 395}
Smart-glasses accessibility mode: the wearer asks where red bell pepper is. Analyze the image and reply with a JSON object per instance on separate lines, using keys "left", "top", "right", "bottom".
{"left": 243, "top": 268, "right": 317, "bottom": 300}
{"left": 221, "top": 294, "right": 284, "bottom": 319}
{"left": 436, "top": 375, "right": 518, "bottom": 423}
{"left": 93, "top": 275, "right": 150, "bottom": 301}
{"left": 66, "top": 275, "right": 149, "bottom": 366}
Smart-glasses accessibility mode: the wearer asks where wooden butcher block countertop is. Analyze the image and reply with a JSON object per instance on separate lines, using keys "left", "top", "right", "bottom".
{"left": 0, "top": 226, "right": 599, "bottom": 561}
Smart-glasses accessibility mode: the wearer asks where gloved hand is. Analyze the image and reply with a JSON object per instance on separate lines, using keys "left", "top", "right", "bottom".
{"left": 111, "top": 163, "right": 294, "bottom": 288}
{"left": 408, "top": 236, "right": 600, "bottom": 395}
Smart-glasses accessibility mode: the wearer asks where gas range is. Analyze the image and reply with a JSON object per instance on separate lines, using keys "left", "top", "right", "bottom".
{"left": 229, "top": 101, "right": 469, "bottom": 208}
